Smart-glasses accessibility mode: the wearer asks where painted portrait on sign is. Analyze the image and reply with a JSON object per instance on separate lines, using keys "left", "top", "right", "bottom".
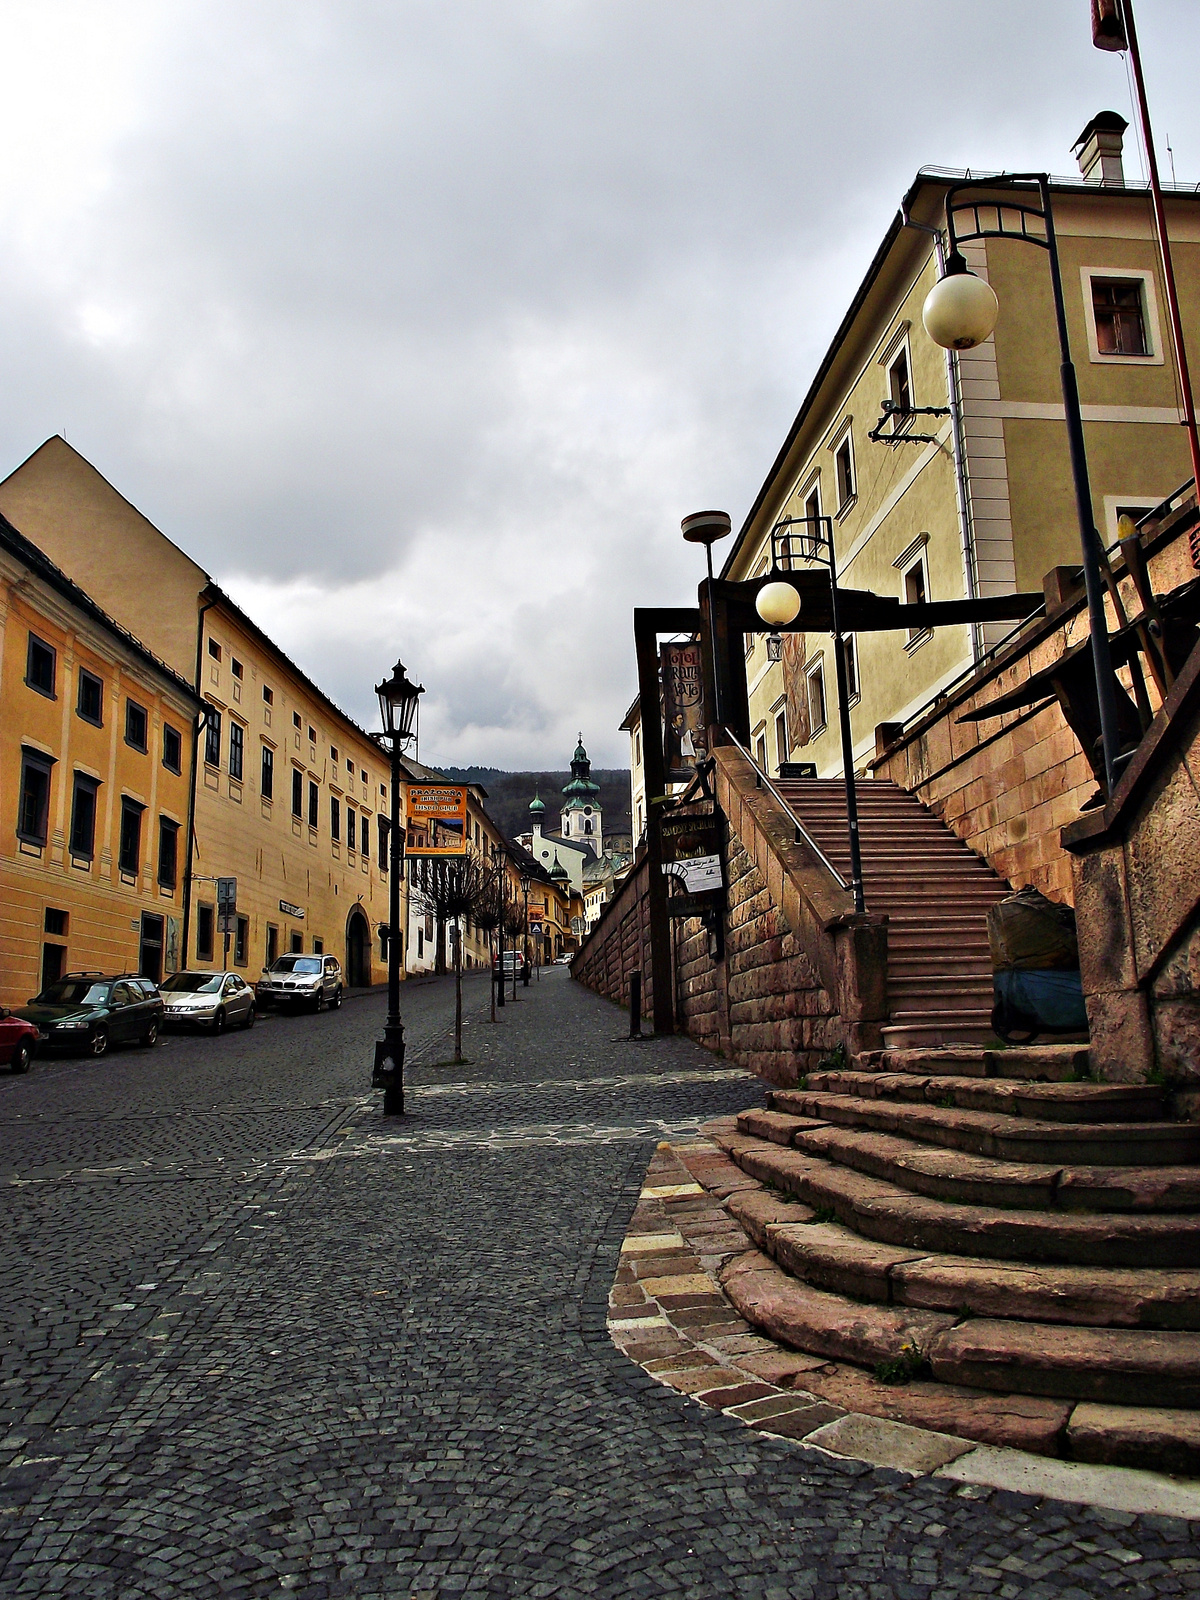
{"left": 661, "top": 640, "right": 708, "bottom": 780}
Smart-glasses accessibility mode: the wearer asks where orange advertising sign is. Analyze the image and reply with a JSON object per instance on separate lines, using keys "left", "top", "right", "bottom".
{"left": 405, "top": 784, "right": 468, "bottom": 856}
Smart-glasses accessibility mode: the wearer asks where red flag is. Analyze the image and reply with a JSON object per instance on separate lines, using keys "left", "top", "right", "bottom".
{"left": 1092, "top": 0, "right": 1128, "bottom": 50}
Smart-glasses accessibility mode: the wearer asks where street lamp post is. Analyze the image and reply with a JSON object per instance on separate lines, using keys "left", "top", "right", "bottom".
{"left": 756, "top": 518, "right": 866, "bottom": 914}
{"left": 921, "top": 175, "right": 1125, "bottom": 795}
{"left": 520, "top": 873, "right": 531, "bottom": 986}
{"left": 372, "top": 660, "right": 424, "bottom": 1116}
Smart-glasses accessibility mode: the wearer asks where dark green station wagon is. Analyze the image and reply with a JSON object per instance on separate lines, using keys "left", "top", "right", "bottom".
{"left": 17, "top": 973, "right": 164, "bottom": 1058}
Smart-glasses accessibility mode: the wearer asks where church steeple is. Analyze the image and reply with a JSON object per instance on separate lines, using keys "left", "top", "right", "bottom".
{"left": 561, "top": 732, "right": 602, "bottom": 853}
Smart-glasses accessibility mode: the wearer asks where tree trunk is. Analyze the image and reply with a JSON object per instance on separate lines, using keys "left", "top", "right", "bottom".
{"left": 489, "top": 934, "right": 496, "bottom": 1023}
{"left": 454, "top": 932, "right": 463, "bottom": 1063}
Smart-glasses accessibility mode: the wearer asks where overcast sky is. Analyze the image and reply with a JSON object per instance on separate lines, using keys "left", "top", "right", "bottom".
{"left": 1, "top": 2, "right": 1198, "bottom": 767}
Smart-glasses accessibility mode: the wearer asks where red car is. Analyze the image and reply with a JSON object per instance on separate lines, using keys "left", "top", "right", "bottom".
{"left": 0, "top": 1007, "right": 39, "bottom": 1074}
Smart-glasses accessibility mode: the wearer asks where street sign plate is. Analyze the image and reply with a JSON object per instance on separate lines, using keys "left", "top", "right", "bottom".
{"left": 217, "top": 876, "right": 237, "bottom": 909}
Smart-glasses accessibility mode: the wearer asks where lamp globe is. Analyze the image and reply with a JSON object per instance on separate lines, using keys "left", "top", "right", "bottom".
{"left": 922, "top": 267, "right": 999, "bottom": 351}
{"left": 756, "top": 580, "right": 802, "bottom": 627}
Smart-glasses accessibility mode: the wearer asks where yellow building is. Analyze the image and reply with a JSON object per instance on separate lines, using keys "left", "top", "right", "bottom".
{"left": 0, "top": 437, "right": 395, "bottom": 989}
{"left": 723, "top": 119, "right": 1199, "bottom": 779}
{"left": 0, "top": 511, "right": 201, "bottom": 1006}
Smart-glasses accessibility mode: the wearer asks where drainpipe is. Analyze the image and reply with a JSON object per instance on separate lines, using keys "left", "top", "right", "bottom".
{"left": 902, "top": 204, "right": 984, "bottom": 661}
{"left": 181, "top": 595, "right": 216, "bottom": 968}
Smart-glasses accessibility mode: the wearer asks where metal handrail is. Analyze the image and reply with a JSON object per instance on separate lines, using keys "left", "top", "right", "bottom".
{"left": 723, "top": 731, "right": 850, "bottom": 891}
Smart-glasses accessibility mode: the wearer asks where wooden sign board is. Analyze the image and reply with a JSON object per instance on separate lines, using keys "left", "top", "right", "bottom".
{"left": 405, "top": 784, "right": 469, "bottom": 856}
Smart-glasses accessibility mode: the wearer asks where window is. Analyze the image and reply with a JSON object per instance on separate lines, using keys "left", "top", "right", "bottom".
{"left": 330, "top": 796, "right": 341, "bottom": 841}
{"left": 205, "top": 707, "right": 222, "bottom": 768}
{"left": 804, "top": 483, "right": 821, "bottom": 533}
{"left": 207, "top": 638, "right": 221, "bottom": 662}
{"left": 903, "top": 552, "right": 930, "bottom": 644}
{"left": 118, "top": 798, "right": 143, "bottom": 875}
{"left": 229, "top": 721, "right": 244, "bottom": 781}
{"left": 77, "top": 669, "right": 103, "bottom": 726}
{"left": 45, "top": 908, "right": 68, "bottom": 936}
{"left": 70, "top": 774, "right": 99, "bottom": 859}
{"left": 834, "top": 433, "right": 855, "bottom": 510}
{"left": 754, "top": 732, "right": 768, "bottom": 771}
{"left": 290, "top": 930, "right": 303, "bottom": 954}
{"left": 261, "top": 745, "right": 274, "bottom": 799}
{"left": 308, "top": 725, "right": 316, "bottom": 743}
{"left": 125, "top": 700, "right": 148, "bottom": 752}
{"left": 197, "top": 903, "right": 215, "bottom": 961}
{"left": 26, "top": 634, "right": 56, "bottom": 697}
{"left": 774, "top": 707, "right": 789, "bottom": 772}
{"left": 841, "top": 633, "right": 860, "bottom": 701}
{"left": 1092, "top": 278, "right": 1148, "bottom": 356}
{"left": 162, "top": 723, "right": 182, "bottom": 774}
{"left": 378, "top": 814, "right": 389, "bottom": 873}
{"left": 308, "top": 781, "right": 319, "bottom": 828}
{"left": 346, "top": 759, "right": 354, "bottom": 777}
{"left": 330, "top": 746, "right": 339, "bottom": 764}
{"left": 293, "top": 711, "right": 302, "bottom": 729}
{"left": 158, "top": 818, "right": 179, "bottom": 889}
{"left": 807, "top": 659, "right": 827, "bottom": 735}
{"left": 314, "top": 938, "right": 324, "bottom": 955}
{"left": 235, "top": 915, "right": 249, "bottom": 967}
{"left": 231, "top": 658, "right": 243, "bottom": 680}
{"left": 263, "top": 685, "right": 274, "bottom": 706}
{"left": 266, "top": 924, "right": 279, "bottom": 966}
{"left": 347, "top": 809, "right": 357, "bottom": 852}
{"left": 18, "top": 750, "right": 53, "bottom": 845}
{"left": 292, "top": 766, "right": 303, "bottom": 817}
{"left": 888, "top": 346, "right": 912, "bottom": 415}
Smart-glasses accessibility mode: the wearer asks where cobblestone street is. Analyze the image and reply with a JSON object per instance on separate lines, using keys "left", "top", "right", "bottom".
{"left": 1, "top": 971, "right": 1197, "bottom": 1598}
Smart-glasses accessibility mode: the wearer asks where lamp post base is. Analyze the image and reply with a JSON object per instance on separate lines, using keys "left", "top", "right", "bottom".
{"left": 373, "top": 1029, "right": 406, "bottom": 1116}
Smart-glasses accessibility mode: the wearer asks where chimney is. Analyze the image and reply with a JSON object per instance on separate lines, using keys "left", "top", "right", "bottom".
{"left": 1073, "top": 111, "right": 1129, "bottom": 186}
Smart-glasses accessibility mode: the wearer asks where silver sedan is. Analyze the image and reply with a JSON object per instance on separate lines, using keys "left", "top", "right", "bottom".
{"left": 159, "top": 971, "right": 256, "bottom": 1033}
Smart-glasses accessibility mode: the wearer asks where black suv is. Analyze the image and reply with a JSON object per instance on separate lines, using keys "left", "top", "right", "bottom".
{"left": 18, "top": 974, "right": 164, "bottom": 1057}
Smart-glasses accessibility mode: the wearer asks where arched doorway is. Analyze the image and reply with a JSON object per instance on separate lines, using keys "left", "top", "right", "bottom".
{"left": 345, "top": 907, "right": 371, "bottom": 988}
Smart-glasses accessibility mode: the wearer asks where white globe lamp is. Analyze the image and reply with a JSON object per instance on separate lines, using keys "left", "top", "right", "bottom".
{"left": 922, "top": 255, "right": 999, "bottom": 351}
{"left": 756, "top": 580, "right": 801, "bottom": 628}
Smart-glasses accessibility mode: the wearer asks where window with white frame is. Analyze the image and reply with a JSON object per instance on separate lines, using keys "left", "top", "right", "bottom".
{"left": 806, "top": 658, "right": 827, "bottom": 735}
{"left": 803, "top": 480, "right": 821, "bottom": 537}
{"left": 841, "top": 633, "right": 860, "bottom": 701}
{"left": 903, "top": 553, "right": 929, "bottom": 645}
{"left": 1081, "top": 268, "right": 1162, "bottom": 365}
{"left": 774, "top": 705, "right": 788, "bottom": 772}
{"left": 754, "top": 730, "right": 768, "bottom": 771}
{"left": 833, "top": 430, "right": 856, "bottom": 512}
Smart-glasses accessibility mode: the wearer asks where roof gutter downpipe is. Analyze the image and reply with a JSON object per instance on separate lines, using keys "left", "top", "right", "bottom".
{"left": 181, "top": 593, "right": 217, "bottom": 969}
{"left": 901, "top": 202, "right": 983, "bottom": 662}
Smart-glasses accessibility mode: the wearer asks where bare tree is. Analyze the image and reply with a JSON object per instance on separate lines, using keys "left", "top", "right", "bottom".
{"left": 472, "top": 874, "right": 503, "bottom": 1024}
{"left": 412, "top": 850, "right": 495, "bottom": 1061}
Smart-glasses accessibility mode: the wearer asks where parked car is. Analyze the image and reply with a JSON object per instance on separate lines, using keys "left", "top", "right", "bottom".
{"left": 0, "top": 1007, "right": 40, "bottom": 1073}
{"left": 160, "top": 970, "right": 256, "bottom": 1031}
{"left": 492, "top": 950, "right": 526, "bottom": 981}
{"left": 17, "top": 973, "right": 164, "bottom": 1057}
{"left": 256, "top": 954, "right": 343, "bottom": 1012}
{"left": 555, "top": 952, "right": 573, "bottom": 966}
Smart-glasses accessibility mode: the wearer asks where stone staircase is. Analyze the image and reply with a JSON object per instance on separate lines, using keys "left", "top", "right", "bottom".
{"left": 683, "top": 1040, "right": 1200, "bottom": 1475}
{"left": 775, "top": 778, "right": 1014, "bottom": 1049}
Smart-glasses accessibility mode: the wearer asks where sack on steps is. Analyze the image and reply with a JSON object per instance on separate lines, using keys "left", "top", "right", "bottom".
{"left": 992, "top": 967, "right": 1088, "bottom": 1042}
{"left": 987, "top": 887, "right": 1078, "bottom": 972}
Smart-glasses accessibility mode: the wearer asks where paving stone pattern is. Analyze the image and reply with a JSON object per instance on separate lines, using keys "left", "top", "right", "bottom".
{"left": 0, "top": 970, "right": 1197, "bottom": 1597}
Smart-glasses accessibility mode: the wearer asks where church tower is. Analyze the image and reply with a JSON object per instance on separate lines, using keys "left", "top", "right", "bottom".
{"left": 560, "top": 733, "right": 602, "bottom": 857}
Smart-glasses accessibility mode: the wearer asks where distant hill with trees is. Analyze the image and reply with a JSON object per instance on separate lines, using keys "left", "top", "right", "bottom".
{"left": 440, "top": 766, "right": 632, "bottom": 845}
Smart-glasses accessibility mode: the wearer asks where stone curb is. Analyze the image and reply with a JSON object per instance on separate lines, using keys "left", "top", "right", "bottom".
{"left": 608, "top": 1137, "right": 1200, "bottom": 1523}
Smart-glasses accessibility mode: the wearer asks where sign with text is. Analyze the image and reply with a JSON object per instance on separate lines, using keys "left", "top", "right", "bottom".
{"left": 405, "top": 784, "right": 469, "bottom": 856}
{"left": 279, "top": 899, "right": 305, "bottom": 919}
{"left": 661, "top": 641, "right": 708, "bottom": 781}
{"left": 660, "top": 808, "right": 725, "bottom": 919}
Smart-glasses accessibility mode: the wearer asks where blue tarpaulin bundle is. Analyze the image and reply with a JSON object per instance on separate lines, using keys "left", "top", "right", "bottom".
{"left": 992, "top": 966, "right": 1088, "bottom": 1041}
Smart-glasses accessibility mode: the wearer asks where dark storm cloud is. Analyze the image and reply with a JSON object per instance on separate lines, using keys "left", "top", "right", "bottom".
{"left": 0, "top": 1, "right": 1196, "bottom": 764}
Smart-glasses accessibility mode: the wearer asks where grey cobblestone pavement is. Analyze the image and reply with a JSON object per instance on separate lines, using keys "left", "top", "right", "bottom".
{"left": 0, "top": 969, "right": 1197, "bottom": 1597}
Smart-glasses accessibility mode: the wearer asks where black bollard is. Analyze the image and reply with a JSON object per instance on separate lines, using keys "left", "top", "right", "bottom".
{"left": 629, "top": 970, "right": 643, "bottom": 1040}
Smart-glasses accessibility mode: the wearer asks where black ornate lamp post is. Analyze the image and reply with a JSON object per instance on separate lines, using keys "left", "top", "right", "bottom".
{"left": 520, "top": 873, "right": 531, "bottom": 985}
{"left": 921, "top": 175, "right": 1124, "bottom": 794}
{"left": 372, "top": 660, "right": 424, "bottom": 1116}
{"left": 755, "top": 519, "right": 866, "bottom": 913}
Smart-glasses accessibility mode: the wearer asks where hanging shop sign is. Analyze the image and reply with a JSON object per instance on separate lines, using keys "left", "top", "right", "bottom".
{"left": 660, "top": 808, "right": 725, "bottom": 919}
{"left": 661, "top": 640, "right": 708, "bottom": 781}
{"left": 405, "top": 784, "right": 469, "bottom": 856}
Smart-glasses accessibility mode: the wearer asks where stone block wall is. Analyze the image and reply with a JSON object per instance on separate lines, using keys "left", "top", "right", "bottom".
{"left": 570, "top": 855, "right": 652, "bottom": 1018}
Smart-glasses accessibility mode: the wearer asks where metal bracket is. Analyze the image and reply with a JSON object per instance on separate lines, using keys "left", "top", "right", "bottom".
{"left": 868, "top": 399, "right": 951, "bottom": 447}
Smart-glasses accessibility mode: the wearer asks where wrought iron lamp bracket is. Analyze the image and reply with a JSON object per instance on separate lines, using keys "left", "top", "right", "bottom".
{"left": 868, "top": 399, "right": 951, "bottom": 447}
{"left": 943, "top": 173, "right": 1053, "bottom": 259}
{"left": 769, "top": 513, "right": 835, "bottom": 573}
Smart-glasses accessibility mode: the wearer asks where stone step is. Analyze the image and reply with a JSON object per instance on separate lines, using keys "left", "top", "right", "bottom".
{"left": 880, "top": 1020, "right": 1002, "bottom": 1049}
{"left": 720, "top": 1248, "right": 956, "bottom": 1367}
{"left": 887, "top": 978, "right": 996, "bottom": 1003}
{"left": 789, "top": 1120, "right": 1200, "bottom": 1215}
{"left": 800, "top": 1073, "right": 1164, "bottom": 1124}
{"left": 1066, "top": 1403, "right": 1200, "bottom": 1476}
{"left": 852, "top": 1045, "right": 1090, "bottom": 1082}
{"left": 772, "top": 1089, "right": 1199, "bottom": 1165}
{"left": 738, "top": 1208, "right": 1200, "bottom": 1329}
{"left": 928, "top": 1319, "right": 1200, "bottom": 1408}
{"left": 887, "top": 955, "right": 999, "bottom": 977}
{"left": 714, "top": 1132, "right": 1200, "bottom": 1266}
